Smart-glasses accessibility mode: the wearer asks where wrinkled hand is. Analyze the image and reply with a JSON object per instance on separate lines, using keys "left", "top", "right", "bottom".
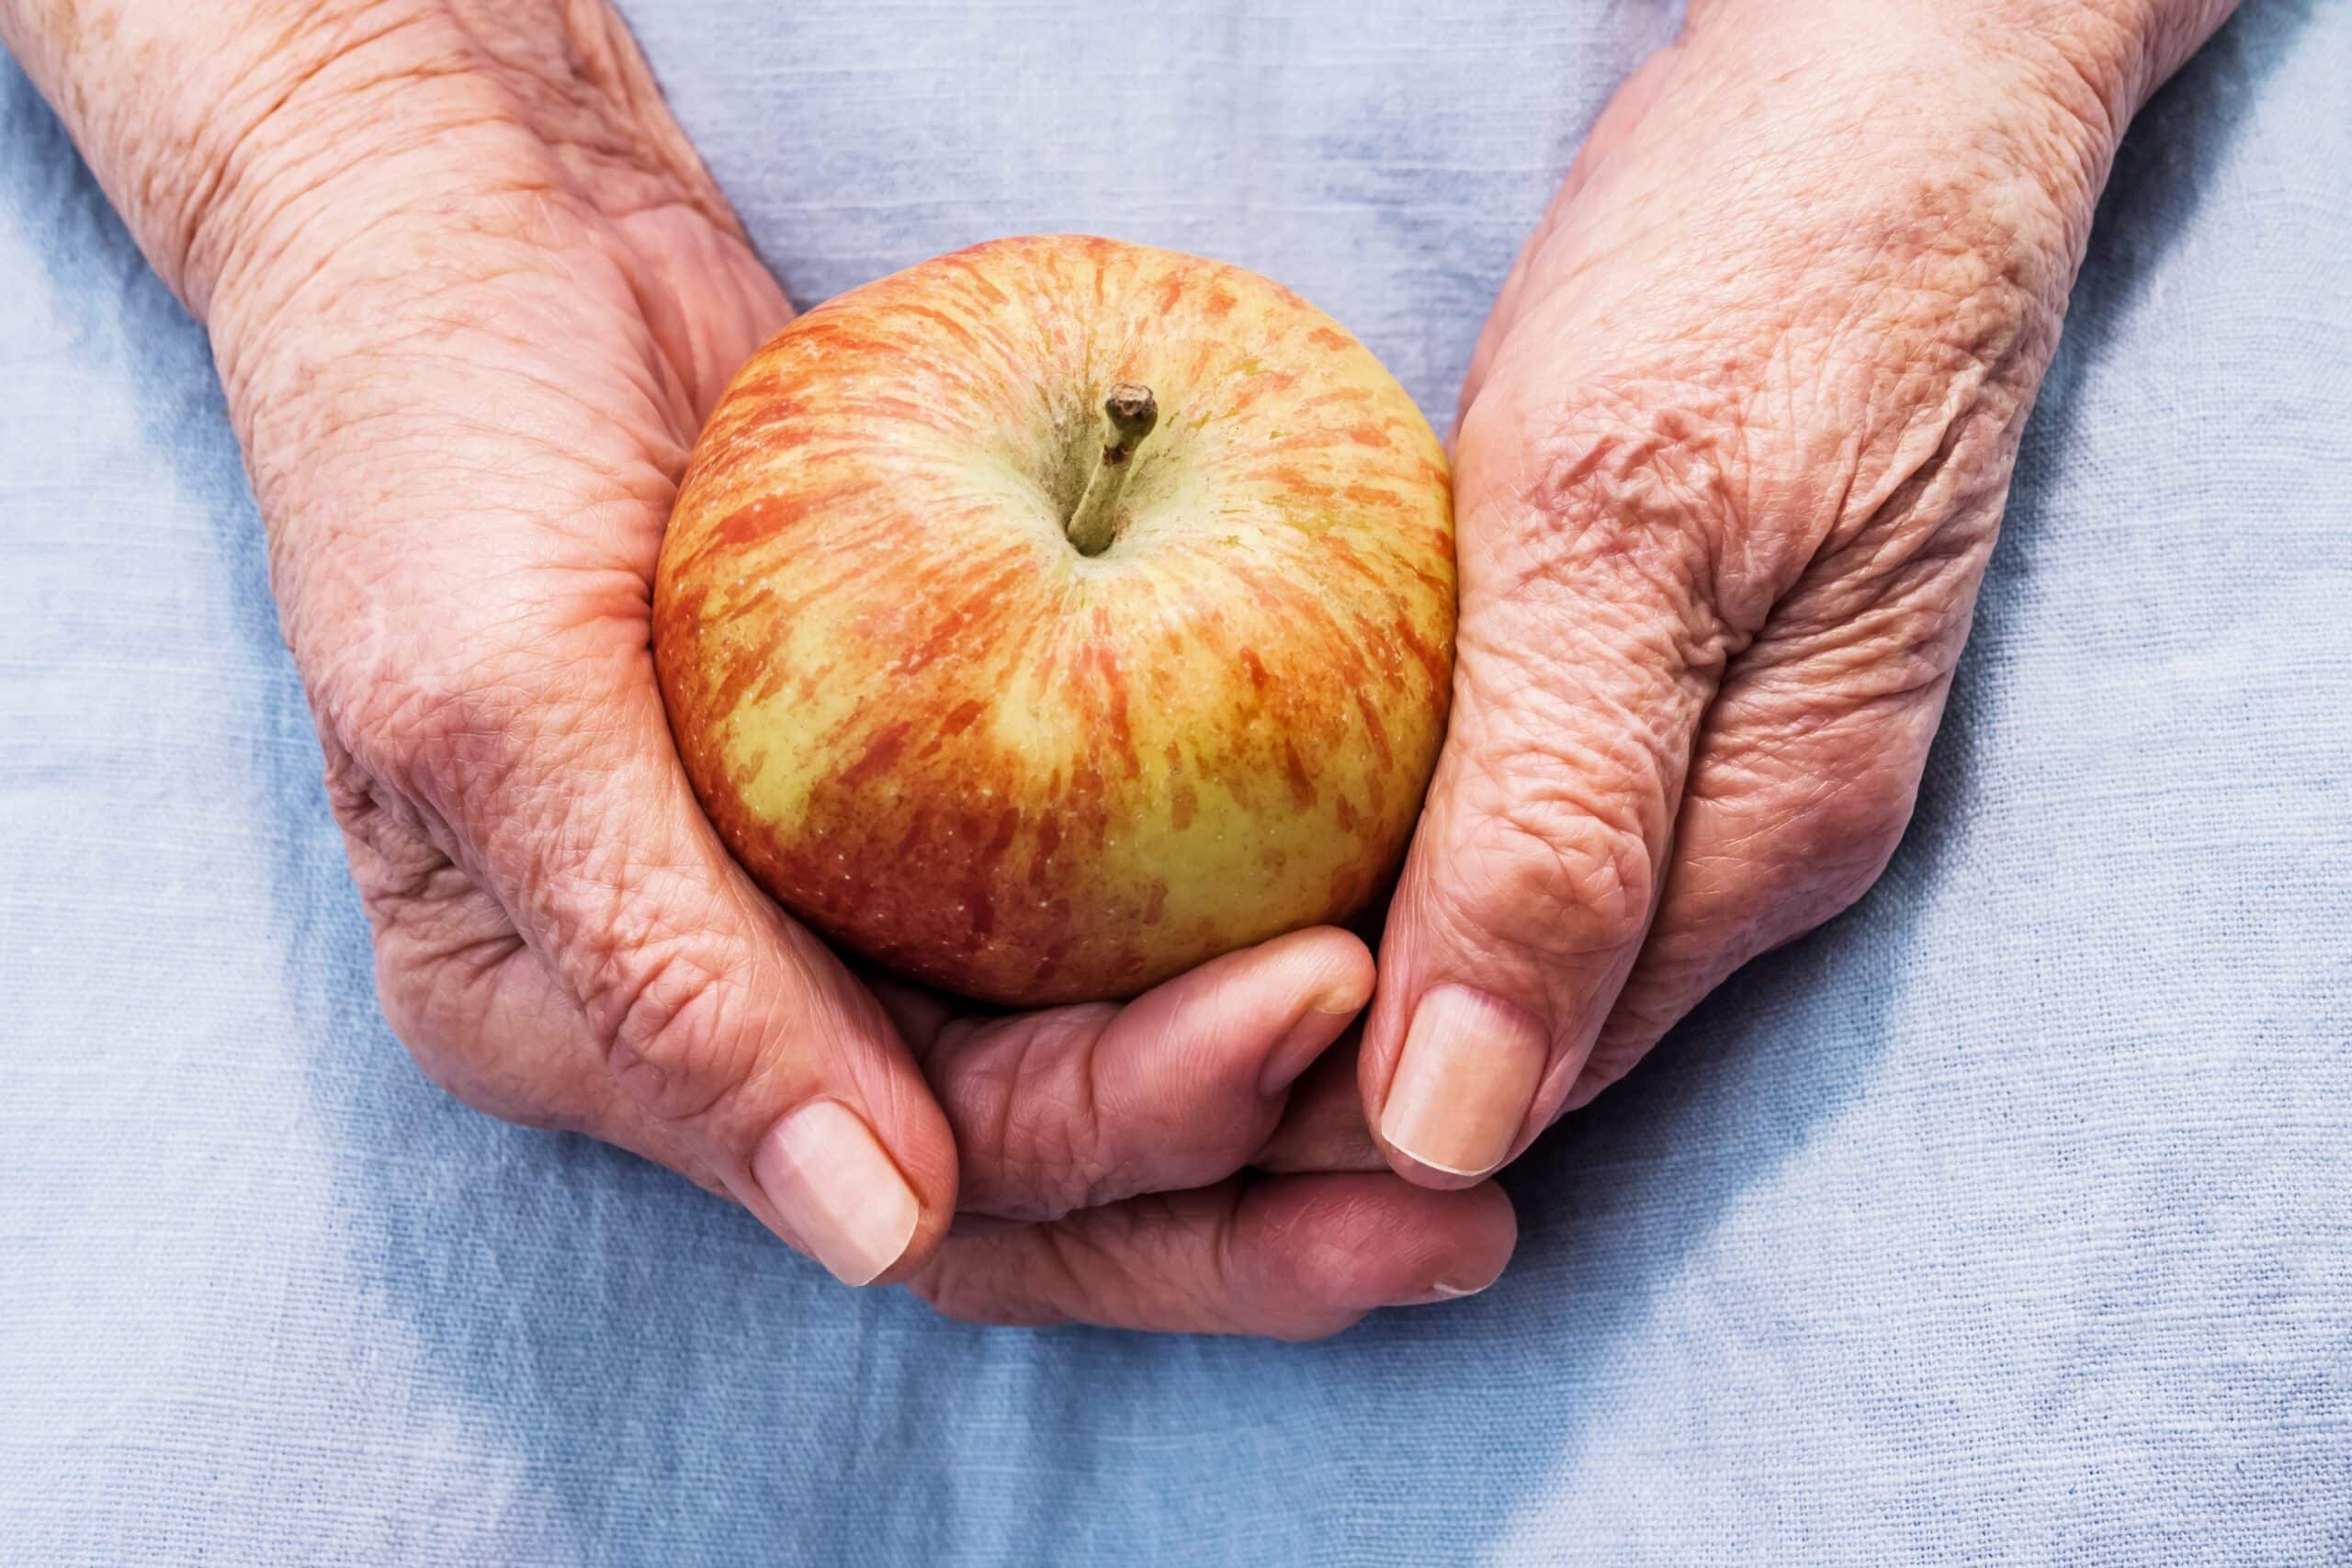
{"left": 890, "top": 940, "right": 1509, "bottom": 1335}
{"left": 1359, "top": 0, "right": 2233, "bottom": 1181}
{"left": 4, "top": 0, "right": 1511, "bottom": 1334}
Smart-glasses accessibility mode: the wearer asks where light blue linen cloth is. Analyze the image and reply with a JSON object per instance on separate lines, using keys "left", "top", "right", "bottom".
{"left": 4, "top": 2, "right": 2348, "bottom": 1562}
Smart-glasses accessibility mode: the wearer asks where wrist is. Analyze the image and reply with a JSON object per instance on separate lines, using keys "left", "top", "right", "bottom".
{"left": 5, "top": 0, "right": 733, "bottom": 325}
{"left": 1682, "top": 0, "right": 2234, "bottom": 217}
{"left": 199, "top": 8, "right": 736, "bottom": 346}
{"left": 6, "top": 0, "right": 768, "bottom": 548}
{"left": 1944, "top": 1, "right": 2238, "bottom": 121}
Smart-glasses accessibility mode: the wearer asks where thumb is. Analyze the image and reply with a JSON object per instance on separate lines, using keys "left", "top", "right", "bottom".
{"left": 1361, "top": 391, "right": 1721, "bottom": 1183}
{"left": 397, "top": 653, "right": 958, "bottom": 1285}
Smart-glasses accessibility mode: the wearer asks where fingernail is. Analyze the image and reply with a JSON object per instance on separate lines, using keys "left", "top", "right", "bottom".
{"left": 1397, "top": 1278, "right": 1494, "bottom": 1307}
{"left": 1378, "top": 985, "right": 1548, "bottom": 1178}
{"left": 1258, "top": 970, "right": 1377, "bottom": 1096}
{"left": 751, "top": 1100, "right": 921, "bottom": 1286}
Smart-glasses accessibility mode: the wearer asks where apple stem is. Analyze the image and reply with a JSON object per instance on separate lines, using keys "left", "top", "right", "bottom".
{"left": 1065, "top": 383, "right": 1159, "bottom": 557}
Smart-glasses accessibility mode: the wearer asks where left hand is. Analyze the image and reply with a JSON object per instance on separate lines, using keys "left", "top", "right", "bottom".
{"left": 0, "top": 0, "right": 1512, "bottom": 1337}
{"left": 1356, "top": 0, "right": 2236, "bottom": 1182}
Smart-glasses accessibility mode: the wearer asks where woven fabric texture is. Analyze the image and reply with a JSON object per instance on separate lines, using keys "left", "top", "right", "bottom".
{"left": 2, "top": 2, "right": 2346, "bottom": 1562}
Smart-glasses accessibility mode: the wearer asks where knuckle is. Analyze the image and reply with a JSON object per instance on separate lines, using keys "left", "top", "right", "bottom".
{"left": 582, "top": 942, "right": 746, "bottom": 1125}
{"left": 944, "top": 1012, "right": 1123, "bottom": 1222}
{"left": 368, "top": 928, "right": 568, "bottom": 1133}
{"left": 1712, "top": 717, "right": 1919, "bottom": 927}
{"left": 369, "top": 951, "right": 465, "bottom": 1096}
{"left": 1767, "top": 547, "right": 1980, "bottom": 701}
{"left": 1690, "top": 671, "right": 1935, "bottom": 935}
{"left": 368, "top": 935, "right": 446, "bottom": 1058}
{"left": 330, "top": 656, "right": 545, "bottom": 802}
{"left": 322, "top": 748, "right": 450, "bottom": 909}
{"left": 357, "top": 865, "right": 528, "bottom": 1088}
{"left": 1685, "top": 767, "right": 1916, "bottom": 966}
{"left": 1438, "top": 781, "right": 1657, "bottom": 965}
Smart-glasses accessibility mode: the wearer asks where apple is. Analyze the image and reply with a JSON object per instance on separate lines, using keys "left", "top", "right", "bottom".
{"left": 654, "top": 234, "right": 1455, "bottom": 1006}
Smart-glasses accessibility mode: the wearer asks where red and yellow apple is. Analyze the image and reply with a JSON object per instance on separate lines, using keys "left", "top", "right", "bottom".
{"left": 654, "top": 235, "right": 1454, "bottom": 1006}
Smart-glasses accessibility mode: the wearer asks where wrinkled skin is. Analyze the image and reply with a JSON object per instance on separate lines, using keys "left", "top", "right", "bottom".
{"left": 1, "top": 0, "right": 1512, "bottom": 1336}
{"left": 1356, "top": 0, "right": 2238, "bottom": 1183}
{"left": 6, "top": 0, "right": 2237, "bottom": 1334}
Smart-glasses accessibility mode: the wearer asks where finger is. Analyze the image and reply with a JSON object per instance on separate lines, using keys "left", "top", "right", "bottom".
{"left": 1571, "top": 563, "right": 1973, "bottom": 1107}
{"left": 1362, "top": 381, "right": 1727, "bottom": 1186}
{"left": 909, "top": 1174, "right": 1516, "bottom": 1340}
{"left": 905, "top": 927, "right": 1375, "bottom": 1224}
{"left": 397, "top": 660, "right": 957, "bottom": 1288}
{"left": 1252, "top": 1034, "right": 1386, "bottom": 1175}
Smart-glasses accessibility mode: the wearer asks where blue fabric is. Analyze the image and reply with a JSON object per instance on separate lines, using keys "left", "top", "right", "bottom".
{"left": 4, "top": 2, "right": 2348, "bottom": 1562}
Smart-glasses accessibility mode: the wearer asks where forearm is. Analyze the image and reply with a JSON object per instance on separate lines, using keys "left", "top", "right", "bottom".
{"left": 0, "top": 2, "right": 744, "bottom": 406}
{"left": 5, "top": 0, "right": 775, "bottom": 662}
{"left": 1492, "top": 0, "right": 2240, "bottom": 356}
{"left": 1, "top": 0, "right": 729, "bottom": 303}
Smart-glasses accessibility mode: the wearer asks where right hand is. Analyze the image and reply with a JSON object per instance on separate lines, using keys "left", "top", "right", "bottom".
{"left": 1, "top": 0, "right": 1513, "bottom": 1334}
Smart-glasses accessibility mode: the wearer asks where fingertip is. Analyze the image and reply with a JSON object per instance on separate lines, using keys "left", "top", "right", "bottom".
{"left": 1240, "top": 924, "right": 1376, "bottom": 1014}
{"left": 1250, "top": 1041, "right": 1386, "bottom": 1174}
{"left": 1379, "top": 1180, "right": 1519, "bottom": 1310}
{"left": 1311, "top": 928, "right": 1380, "bottom": 1014}
{"left": 1107, "top": 924, "right": 1372, "bottom": 1100}
{"left": 1448, "top": 1179, "right": 1520, "bottom": 1288}
{"left": 1238, "top": 1173, "right": 1517, "bottom": 1322}
{"left": 1251, "top": 927, "right": 1377, "bottom": 1096}
{"left": 1380, "top": 1148, "right": 1498, "bottom": 1190}
{"left": 1400, "top": 1177, "right": 1518, "bottom": 1299}
{"left": 749, "top": 1097, "right": 928, "bottom": 1286}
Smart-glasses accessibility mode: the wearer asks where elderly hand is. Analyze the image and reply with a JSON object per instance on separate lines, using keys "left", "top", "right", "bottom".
{"left": 1359, "top": 0, "right": 2234, "bottom": 1182}
{"left": 5, "top": 0, "right": 1513, "bottom": 1335}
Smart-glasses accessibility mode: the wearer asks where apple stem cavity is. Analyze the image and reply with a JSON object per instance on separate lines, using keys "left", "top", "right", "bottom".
{"left": 1065, "top": 383, "right": 1159, "bottom": 558}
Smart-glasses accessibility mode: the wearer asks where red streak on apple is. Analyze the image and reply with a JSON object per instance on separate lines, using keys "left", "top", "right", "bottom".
{"left": 654, "top": 234, "right": 1455, "bottom": 1005}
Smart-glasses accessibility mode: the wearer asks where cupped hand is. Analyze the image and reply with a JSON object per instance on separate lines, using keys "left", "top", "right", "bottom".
{"left": 1358, "top": 0, "right": 2233, "bottom": 1181}
{"left": 896, "top": 931, "right": 1510, "bottom": 1337}
{"left": 112, "top": 3, "right": 1509, "bottom": 1332}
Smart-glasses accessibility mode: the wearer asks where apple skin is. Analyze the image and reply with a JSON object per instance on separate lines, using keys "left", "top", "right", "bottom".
{"left": 654, "top": 234, "right": 1454, "bottom": 1006}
